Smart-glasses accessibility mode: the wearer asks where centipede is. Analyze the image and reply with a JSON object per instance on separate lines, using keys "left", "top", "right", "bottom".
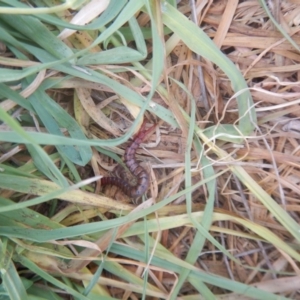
{"left": 100, "top": 121, "right": 155, "bottom": 198}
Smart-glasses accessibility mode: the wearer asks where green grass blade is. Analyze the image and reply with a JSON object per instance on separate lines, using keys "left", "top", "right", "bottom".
{"left": 78, "top": 16, "right": 147, "bottom": 65}
{"left": 27, "top": 88, "right": 92, "bottom": 166}
{"left": 162, "top": 2, "right": 257, "bottom": 142}
{"left": 0, "top": 14, "right": 75, "bottom": 62}
{"left": 111, "top": 243, "right": 288, "bottom": 300}
{"left": 0, "top": 244, "right": 28, "bottom": 300}
{"left": 143, "top": 1, "right": 165, "bottom": 100}
{"left": 0, "top": 106, "right": 69, "bottom": 187}
{"left": 232, "top": 164, "right": 300, "bottom": 242}
{"left": 16, "top": 255, "right": 91, "bottom": 300}
{"left": 0, "top": 0, "right": 86, "bottom": 14}
{"left": 171, "top": 89, "right": 218, "bottom": 298}
{"left": 0, "top": 171, "right": 226, "bottom": 242}
{"left": 78, "top": 46, "right": 145, "bottom": 65}
{"left": 0, "top": 197, "right": 63, "bottom": 230}
{"left": 65, "top": 0, "right": 127, "bottom": 31}
{"left": 65, "top": 0, "right": 145, "bottom": 62}
{"left": 258, "top": 0, "right": 300, "bottom": 52}
{"left": 1, "top": 0, "right": 126, "bottom": 31}
{"left": 0, "top": 83, "right": 33, "bottom": 111}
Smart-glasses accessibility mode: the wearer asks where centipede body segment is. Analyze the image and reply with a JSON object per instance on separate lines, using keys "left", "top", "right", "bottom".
{"left": 100, "top": 122, "right": 155, "bottom": 198}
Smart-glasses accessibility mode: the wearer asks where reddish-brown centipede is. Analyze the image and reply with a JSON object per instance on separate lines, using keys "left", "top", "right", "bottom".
{"left": 100, "top": 121, "right": 155, "bottom": 198}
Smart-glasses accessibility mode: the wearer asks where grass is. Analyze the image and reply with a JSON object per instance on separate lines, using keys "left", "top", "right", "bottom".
{"left": 0, "top": 0, "right": 300, "bottom": 299}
